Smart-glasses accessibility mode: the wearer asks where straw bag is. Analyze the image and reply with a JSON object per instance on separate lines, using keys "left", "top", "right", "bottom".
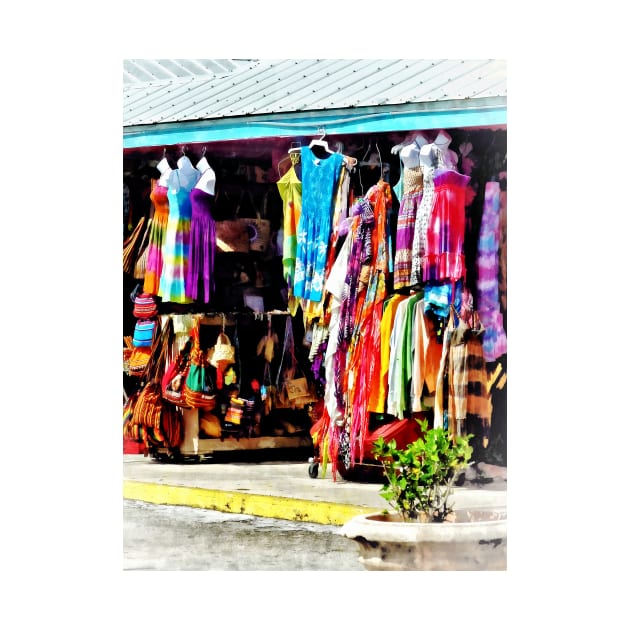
{"left": 208, "top": 332, "right": 235, "bottom": 370}
{"left": 275, "top": 316, "right": 316, "bottom": 410}
{"left": 123, "top": 216, "right": 146, "bottom": 275}
{"left": 241, "top": 189, "right": 271, "bottom": 253}
{"left": 215, "top": 189, "right": 250, "bottom": 253}
{"left": 133, "top": 216, "right": 152, "bottom": 280}
{"left": 123, "top": 336, "right": 134, "bottom": 374}
{"left": 215, "top": 219, "right": 250, "bottom": 253}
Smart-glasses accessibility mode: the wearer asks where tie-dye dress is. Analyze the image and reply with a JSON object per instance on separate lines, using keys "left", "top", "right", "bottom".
{"left": 293, "top": 147, "right": 343, "bottom": 303}
{"left": 158, "top": 172, "right": 193, "bottom": 304}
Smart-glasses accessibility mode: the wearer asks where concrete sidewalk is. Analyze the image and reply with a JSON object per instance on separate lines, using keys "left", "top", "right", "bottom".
{"left": 123, "top": 454, "right": 507, "bottom": 526}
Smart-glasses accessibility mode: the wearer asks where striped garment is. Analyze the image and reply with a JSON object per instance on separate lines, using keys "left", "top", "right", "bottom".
{"left": 435, "top": 308, "right": 490, "bottom": 443}
{"left": 393, "top": 166, "right": 423, "bottom": 290}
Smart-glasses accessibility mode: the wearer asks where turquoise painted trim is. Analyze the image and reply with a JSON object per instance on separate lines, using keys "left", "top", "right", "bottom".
{"left": 123, "top": 105, "right": 507, "bottom": 149}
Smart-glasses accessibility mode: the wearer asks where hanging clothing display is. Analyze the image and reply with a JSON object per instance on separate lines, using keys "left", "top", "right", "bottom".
{"left": 277, "top": 162, "right": 302, "bottom": 312}
{"left": 185, "top": 187, "right": 216, "bottom": 303}
{"left": 434, "top": 306, "right": 491, "bottom": 443}
{"left": 143, "top": 180, "right": 170, "bottom": 295}
{"left": 393, "top": 166, "right": 423, "bottom": 290}
{"left": 476, "top": 181, "right": 508, "bottom": 362}
{"left": 123, "top": 126, "right": 506, "bottom": 470}
{"left": 293, "top": 147, "right": 344, "bottom": 303}
{"left": 370, "top": 293, "right": 406, "bottom": 414}
{"left": 410, "top": 298, "right": 442, "bottom": 413}
{"left": 386, "top": 292, "right": 422, "bottom": 419}
{"left": 422, "top": 168, "right": 470, "bottom": 283}
{"left": 409, "top": 161, "right": 437, "bottom": 286}
{"left": 158, "top": 171, "right": 194, "bottom": 304}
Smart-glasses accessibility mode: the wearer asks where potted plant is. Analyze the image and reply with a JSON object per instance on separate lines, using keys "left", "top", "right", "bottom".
{"left": 340, "top": 419, "right": 507, "bottom": 571}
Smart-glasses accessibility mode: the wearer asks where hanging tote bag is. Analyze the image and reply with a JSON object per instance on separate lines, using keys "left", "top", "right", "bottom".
{"left": 131, "top": 318, "right": 169, "bottom": 430}
{"left": 207, "top": 315, "right": 236, "bottom": 389}
{"left": 184, "top": 317, "right": 216, "bottom": 410}
{"left": 133, "top": 292, "right": 158, "bottom": 319}
{"left": 132, "top": 319, "right": 157, "bottom": 348}
{"left": 161, "top": 338, "right": 192, "bottom": 407}
{"left": 131, "top": 317, "right": 182, "bottom": 449}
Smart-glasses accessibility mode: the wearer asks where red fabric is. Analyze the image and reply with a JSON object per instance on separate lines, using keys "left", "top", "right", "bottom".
{"left": 366, "top": 418, "right": 424, "bottom": 456}
{"left": 423, "top": 169, "right": 470, "bottom": 283}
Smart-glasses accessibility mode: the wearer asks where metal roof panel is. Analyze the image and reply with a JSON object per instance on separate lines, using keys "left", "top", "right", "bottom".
{"left": 123, "top": 59, "right": 507, "bottom": 126}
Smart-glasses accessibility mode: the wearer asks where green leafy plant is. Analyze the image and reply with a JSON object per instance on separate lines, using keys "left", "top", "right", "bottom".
{"left": 372, "top": 419, "right": 473, "bottom": 522}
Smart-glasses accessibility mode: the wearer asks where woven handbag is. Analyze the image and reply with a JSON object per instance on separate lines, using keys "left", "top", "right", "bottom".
{"left": 132, "top": 319, "right": 157, "bottom": 348}
{"left": 127, "top": 346, "right": 152, "bottom": 377}
{"left": 133, "top": 292, "right": 158, "bottom": 319}
{"left": 183, "top": 317, "right": 216, "bottom": 410}
{"left": 133, "top": 381, "right": 163, "bottom": 430}
{"left": 162, "top": 339, "right": 192, "bottom": 407}
{"left": 208, "top": 332, "right": 235, "bottom": 369}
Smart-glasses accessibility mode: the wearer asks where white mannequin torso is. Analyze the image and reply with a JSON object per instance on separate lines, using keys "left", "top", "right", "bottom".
{"left": 195, "top": 156, "right": 217, "bottom": 195}
{"left": 157, "top": 157, "right": 172, "bottom": 187}
{"left": 398, "top": 133, "right": 430, "bottom": 169}
{"left": 433, "top": 130, "right": 458, "bottom": 170}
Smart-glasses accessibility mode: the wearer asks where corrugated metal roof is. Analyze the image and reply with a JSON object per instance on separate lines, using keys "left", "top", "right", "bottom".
{"left": 123, "top": 59, "right": 252, "bottom": 85}
{"left": 123, "top": 59, "right": 506, "bottom": 127}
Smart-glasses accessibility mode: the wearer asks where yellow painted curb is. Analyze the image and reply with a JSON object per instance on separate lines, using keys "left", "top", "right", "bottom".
{"left": 123, "top": 480, "right": 375, "bottom": 526}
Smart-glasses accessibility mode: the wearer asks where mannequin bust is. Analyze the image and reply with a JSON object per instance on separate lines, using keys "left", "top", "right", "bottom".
{"left": 195, "top": 156, "right": 217, "bottom": 195}
{"left": 419, "top": 142, "right": 437, "bottom": 169}
{"left": 156, "top": 157, "right": 172, "bottom": 187}
{"left": 432, "top": 130, "right": 459, "bottom": 170}
{"left": 398, "top": 133, "right": 431, "bottom": 169}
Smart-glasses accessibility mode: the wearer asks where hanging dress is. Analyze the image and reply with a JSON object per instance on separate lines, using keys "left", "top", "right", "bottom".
{"left": 185, "top": 187, "right": 216, "bottom": 303}
{"left": 276, "top": 164, "right": 302, "bottom": 292}
{"left": 409, "top": 164, "right": 437, "bottom": 287}
{"left": 143, "top": 179, "right": 170, "bottom": 295}
{"left": 294, "top": 147, "right": 343, "bottom": 303}
{"left": 422, "top": 168, "right": 470, "bottom": 283}
{"left": 434, "top": 307, "right": 491, "bottom": 443}
{"left": 476, "top": 181, "right": 507, "bottom": 362}
{"left": 158, "top": 171, "right": 193, "bottom": 304}
{"left": 393, "top": 165, "right": 423, "bottom": 290}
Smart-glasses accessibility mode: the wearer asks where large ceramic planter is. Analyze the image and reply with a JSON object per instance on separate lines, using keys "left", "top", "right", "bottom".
{"left": 341, "top": 509, "right": 507, "bottom": 571}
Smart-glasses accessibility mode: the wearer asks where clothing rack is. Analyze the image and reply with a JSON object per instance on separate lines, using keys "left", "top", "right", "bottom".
{"left": 163, "top": 310, "right": 290, "bottom": 326}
